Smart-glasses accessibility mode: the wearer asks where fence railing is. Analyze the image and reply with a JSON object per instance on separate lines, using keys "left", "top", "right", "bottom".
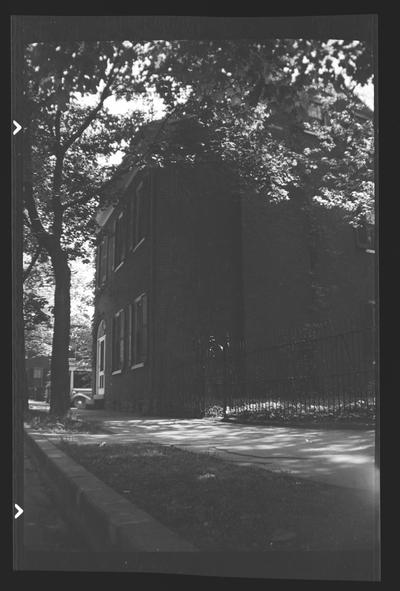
{"left": 157, "top": 323, "right": 377, "bottom": 421}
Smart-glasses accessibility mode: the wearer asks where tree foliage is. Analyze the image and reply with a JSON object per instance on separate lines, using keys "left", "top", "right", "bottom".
{"left": 23, "top": 41, "right": 146, "bottom": 414}
{"left": 129, "top": 39, "right": 374, "bottom": 223}
{"left": 24, "top": 254, "right": 95, "bottom": 361}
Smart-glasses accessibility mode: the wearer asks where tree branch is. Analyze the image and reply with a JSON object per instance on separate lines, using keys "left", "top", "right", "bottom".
{"left": 60, "top": 54, "right": 122, "bottom": 155}
{"left": 24, "top": 181, "right": 53, "bottom": 252}
{"left": 54, "top": 110, "right": 62, "bottom": 147}
{"left": 62, "top": 187, "right": 100, "bottom": 211}
{"left": 23, "top": 211, "right": 32, "bottom": 228}
{"left": 23, "top": 246, "right": 42, "bottom": 283}
{"left": 51, "top": 153, "right": 65, "bottom": 238}
{"left": 135, "top": 101, "right": 184, "bottom": 168}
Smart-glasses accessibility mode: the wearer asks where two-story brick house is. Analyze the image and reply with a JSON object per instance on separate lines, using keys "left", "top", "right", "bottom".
{"left": 92, "top": 112, "right": 375, "bottom": 417}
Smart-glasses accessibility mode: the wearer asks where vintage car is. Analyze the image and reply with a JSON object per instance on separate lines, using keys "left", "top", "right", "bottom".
{"left": 69, "top": 368, "right": 94, "bottom": 409}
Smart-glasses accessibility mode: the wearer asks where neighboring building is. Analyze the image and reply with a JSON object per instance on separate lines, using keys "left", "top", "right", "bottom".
{"left": 25, "top": 355, "right": 50, "bottom": 400}
{"left": 27, "top": 355, "right": 93, "bottom": 403}
{"left": 93, "top": 112, "right": 375, "bottom": 416}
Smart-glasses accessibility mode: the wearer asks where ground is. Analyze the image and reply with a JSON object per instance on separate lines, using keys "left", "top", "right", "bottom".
{"left": 23, "top": 445, "right": 87, "bottom": 553}
{"left": 22, "top": 401, "right": 380, "bottom": 570}
{"left": 59, "top": 438, "right": 379, "bottom": 552}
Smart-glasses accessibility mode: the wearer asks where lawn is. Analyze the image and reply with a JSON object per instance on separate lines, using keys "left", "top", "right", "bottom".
{"left": 58, "top": 439, "right": 378, "bottom": 552}
{"left": 24, "top": 408, "right": 107, "bottom": 434}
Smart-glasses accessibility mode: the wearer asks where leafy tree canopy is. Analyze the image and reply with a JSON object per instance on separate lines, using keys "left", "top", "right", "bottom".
{"left": 124, "top": 39, "right": 374, "bottom": 224}
{"left": 24, "top": 254, "right": 95, "bottom": 360}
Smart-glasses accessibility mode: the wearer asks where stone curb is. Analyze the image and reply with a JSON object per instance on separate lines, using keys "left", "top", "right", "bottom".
{"left": 24, "top": 428, "right": 198, "bottom": 552}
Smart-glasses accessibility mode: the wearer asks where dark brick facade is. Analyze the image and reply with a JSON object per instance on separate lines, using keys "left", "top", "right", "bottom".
{"left": 93, "top": 160, "right": 375, "bottom": 414}
{"left": 241, "top": 191, "right": 374, "bottom": 351}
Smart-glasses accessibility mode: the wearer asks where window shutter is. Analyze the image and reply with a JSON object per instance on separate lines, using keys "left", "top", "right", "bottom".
{"left": 134, "top": 300, "right": 138, "bottom": 364}
{"left": 128, "top": 304, "right": 132, "bottom": 367}
{"left": 109, "top": 226, "right": 115, "bottom": 272}
{"left": 112, "top": 314, "right": 116, "bottom": 371}
{"left": 120, "top": 309, "right": 125, "bottom": 369}
{"left": 142, "top": 294, "right": 148, "bottom": 361}
{"left": 129, "top": 196, "right": 134, "bottom": 251}
{"left": 136, "top": 187, "right": 141, "bottom": 245}
{"left": 142, "top": 186, "right": 150, "bottom": 239}
{"left": 96, "top": 243, "right": 101, "bottom": 287}
{"left": 101, "top": 236, "right": 108, "bottom": 283}
{"left": 120, "top": 211, "right": 126, "bottom": 262}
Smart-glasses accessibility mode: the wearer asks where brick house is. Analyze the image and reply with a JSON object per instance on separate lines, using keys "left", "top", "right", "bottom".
{"left": 92, "top": 112, "right": 375, "bottom": 416}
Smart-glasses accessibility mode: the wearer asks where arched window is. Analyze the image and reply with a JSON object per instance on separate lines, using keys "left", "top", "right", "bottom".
{"left": 97, "top": 319, "right": 106, "bottom": 339}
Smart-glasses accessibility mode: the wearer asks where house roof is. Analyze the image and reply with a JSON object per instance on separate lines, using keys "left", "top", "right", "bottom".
{"left": 95, "top": 91, "right": 373, "bottom": 228}
{"left": 95, "top": 115, "right": 207, "bottom": 228}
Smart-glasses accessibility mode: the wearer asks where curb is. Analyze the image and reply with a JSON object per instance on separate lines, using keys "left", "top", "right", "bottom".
{"left": 24, "top": 428, "right": 198, "bottom": 552}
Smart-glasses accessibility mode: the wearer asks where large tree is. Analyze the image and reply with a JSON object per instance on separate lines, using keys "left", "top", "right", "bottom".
{"left": 23, "top": 253, "right": 95, "bottom": 363}
{"left": 23, "top": 41, "right": 144, "bottom": 414}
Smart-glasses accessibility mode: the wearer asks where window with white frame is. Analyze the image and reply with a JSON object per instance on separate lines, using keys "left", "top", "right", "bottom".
{"left": 112, "top": 309, "right": 125, "bottom": 372}
{"left": 129, "top": 293, "right": 148, "bottom": 367}
{"left": 129, "top": 180, "right": 149, "bottom": 251}
{"left": 114, "top": 211, "right": 126, "bottom": 269}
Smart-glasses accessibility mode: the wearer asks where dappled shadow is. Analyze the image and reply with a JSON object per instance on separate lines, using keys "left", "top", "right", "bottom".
{"left": 70, "top": 409, "right": 378, "bottom": 495}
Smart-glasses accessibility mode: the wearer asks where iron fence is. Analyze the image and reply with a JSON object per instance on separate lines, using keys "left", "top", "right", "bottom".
{"left": 157, "top": 323, "right": 377, "bottom": 421}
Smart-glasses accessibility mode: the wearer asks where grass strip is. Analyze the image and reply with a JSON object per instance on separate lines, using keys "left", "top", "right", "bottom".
{"left": 58, "top": 439, "right": 377, "bottom": 552}
{"left": 24, "top": 408, "right": 107, "bottom": 434}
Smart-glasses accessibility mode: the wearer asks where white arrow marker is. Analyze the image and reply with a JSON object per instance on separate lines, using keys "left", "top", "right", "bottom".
{"left": 13, "top": 120, "right": 22, "bottom": 135}
{"left": 14, "top": 504, "right": 23, "bottom": 519}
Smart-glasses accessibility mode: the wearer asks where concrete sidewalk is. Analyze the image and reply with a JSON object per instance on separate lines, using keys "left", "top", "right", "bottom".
{"left": 65, "top": 409, "right": 379, "bottom": 501}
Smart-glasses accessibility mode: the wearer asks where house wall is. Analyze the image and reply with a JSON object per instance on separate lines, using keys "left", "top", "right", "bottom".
{"left": 151, "top": 164, "right": 243, "bottom": 412}
{"left": 240, "top": 191, "right": 375, "bottom": 351}
{"left": 93, "top": 161, "right": 375, "bottom": 415}
{"left": 94, "top": 163, "right": 243, "bottom": 413}
{"left": 93, "top": 173, "right": 153, "bottom": 413}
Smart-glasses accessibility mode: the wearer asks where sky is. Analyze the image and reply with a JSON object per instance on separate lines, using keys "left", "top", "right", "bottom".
{"left": 354, "top": 83, "right": 374, "bottom": 110}
{"left": 103, "top": 82, "right": 374, "bottom": 115}
{"left": 104, "top": 89, "right": 166, "bottom": 118}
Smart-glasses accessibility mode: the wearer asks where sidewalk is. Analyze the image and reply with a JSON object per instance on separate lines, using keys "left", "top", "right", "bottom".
{"left": 66, "top": 409, "right": 379, "bottom": 501}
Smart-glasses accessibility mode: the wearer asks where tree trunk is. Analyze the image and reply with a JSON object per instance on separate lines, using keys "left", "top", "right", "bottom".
{"left": 49, "top": 248, "right": 71, "bottom": 416}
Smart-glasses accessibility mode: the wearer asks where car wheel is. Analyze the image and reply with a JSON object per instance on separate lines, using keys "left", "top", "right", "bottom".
{"left": 73, "top": 397, "right": 87, "bottom": 409}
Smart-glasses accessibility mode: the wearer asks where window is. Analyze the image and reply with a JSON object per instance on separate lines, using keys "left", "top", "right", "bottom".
{"left": 114, "top": 211, "right": 126, "bottom": 270}
{"left": 112, "top": 309, "right": 125, "bottom": 372}
{"left": 96, "top": 320, "right": 106, "bottom": 395}
{"left": 129, "top": 293, "right": 148, "bottom": 367}
{"left": 97, "top": 235, "right": 108, "bottom": 286}
{"left": 307, "top": 100, "right": 323, "bottom": 121}
{"left": 129, "top": 180, "right": 149, "bottom": 251}
{"left": 33, "top": 367, "right": 43, "bottom": 379}
{"left": 73, "top": 371, "right": 92, "bottom": 388}
{"left": 307, "top": 99, "right": 329, "bottom": 125}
